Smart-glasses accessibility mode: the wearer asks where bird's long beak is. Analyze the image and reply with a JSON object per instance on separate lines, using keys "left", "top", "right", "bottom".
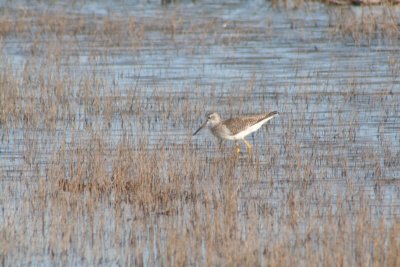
{"left": 193, "top": 121, "right": 207, "bottom": 136}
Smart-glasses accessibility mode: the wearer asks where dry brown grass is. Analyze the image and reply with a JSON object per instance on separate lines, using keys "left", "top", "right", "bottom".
{"left": 0, "top": 2, "right": 399, "bottom": 266}
{"left": 328, "top": 5, "right": 400, "bottom": 45}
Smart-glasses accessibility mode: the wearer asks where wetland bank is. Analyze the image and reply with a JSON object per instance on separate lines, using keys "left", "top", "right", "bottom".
{"left": 0, "top": 0, "right": 400, "bottom": 266}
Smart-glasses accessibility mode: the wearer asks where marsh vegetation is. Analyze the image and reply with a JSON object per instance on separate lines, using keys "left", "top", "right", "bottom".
{"left": 0, "top": 1, "right": 399, "bottom": 266}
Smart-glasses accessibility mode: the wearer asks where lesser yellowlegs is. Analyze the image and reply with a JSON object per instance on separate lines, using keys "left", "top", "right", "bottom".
{"left": 193, "top": 111, "right": 278, "bottom": 155}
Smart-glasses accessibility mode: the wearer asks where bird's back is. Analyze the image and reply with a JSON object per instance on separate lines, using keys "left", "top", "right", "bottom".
{"left": 223, "top": 111, "right": 278, "bottom": 136}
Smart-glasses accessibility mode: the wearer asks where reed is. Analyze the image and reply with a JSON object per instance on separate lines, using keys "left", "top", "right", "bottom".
{"left": 0, "top": 2, "right": 399, "bottom": 266}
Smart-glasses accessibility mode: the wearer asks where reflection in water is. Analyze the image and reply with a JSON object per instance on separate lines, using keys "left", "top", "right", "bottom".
{"left": 0, "top": 0, "right": 399, "bottom": 265}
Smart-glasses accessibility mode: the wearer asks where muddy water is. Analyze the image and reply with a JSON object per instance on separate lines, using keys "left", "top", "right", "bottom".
{"left": 0, "top": 0, "right": 400, "bottom": 265}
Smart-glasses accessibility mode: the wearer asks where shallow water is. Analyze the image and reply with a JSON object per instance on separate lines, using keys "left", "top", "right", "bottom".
{"left": 0, "top": 0, "right": 400, "bottom": 265}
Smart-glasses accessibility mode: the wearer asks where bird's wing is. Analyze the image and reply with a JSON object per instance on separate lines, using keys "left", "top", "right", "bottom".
{"left": 223, "top": 111, "right": 278, "bottom": 135}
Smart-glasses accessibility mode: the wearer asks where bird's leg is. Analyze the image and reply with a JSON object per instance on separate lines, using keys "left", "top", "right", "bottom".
{"left": 243, "top": 138, "right": 252, "bottom": 156}
{"left": 235, "top": 141, "right": 240, "bottom": 154}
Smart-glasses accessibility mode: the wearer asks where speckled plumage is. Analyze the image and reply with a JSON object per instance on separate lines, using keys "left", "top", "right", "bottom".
{"left": 221, "top": 112, "right": 278, "bottom": 136}
{"left": 193, "top": 111, "right": 278, "bottom": 155}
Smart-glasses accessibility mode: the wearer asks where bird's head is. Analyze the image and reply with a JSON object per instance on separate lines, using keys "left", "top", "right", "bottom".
{"left": 193, "top": 112, "right": 221, "bottom": 135}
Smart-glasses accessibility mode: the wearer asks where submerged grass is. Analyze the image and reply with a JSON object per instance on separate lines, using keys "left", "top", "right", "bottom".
{"left": 0, "top": 1, "right": 400, "bottom": 266}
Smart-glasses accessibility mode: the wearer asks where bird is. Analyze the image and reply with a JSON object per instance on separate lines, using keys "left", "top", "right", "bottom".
{"left": 193, "top": 111, "right": 278, "bottom": 155}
